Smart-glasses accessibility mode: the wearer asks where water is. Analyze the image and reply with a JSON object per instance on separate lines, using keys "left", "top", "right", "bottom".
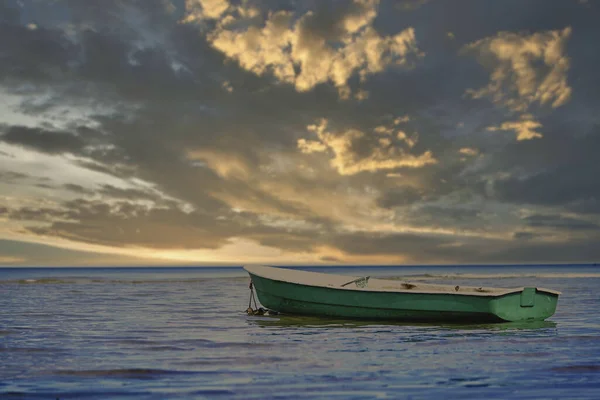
{"left": 1, "top": 265, "right": 600, "bottom": 399}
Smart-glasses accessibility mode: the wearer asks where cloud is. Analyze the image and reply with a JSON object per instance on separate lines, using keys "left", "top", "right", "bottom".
{"left": 396, "top": 0, "right": 431, "bottom": 12}
{"left": 12, "top": 198, "right": 229, "bottom": 249}
{"left": 186, "top": 149, "right": 252, "bottom": 180}
{"left": 376, "top": 186, "right": 423, "bottom": 208}
{"left": 297, "top": 138, "right": 328, "bottom": 154}
{"left": 465, "top": 27, "right": 572, "bottom": 112}
{"left": 0, "top": 170, "right": 28, "bottom": 183}
{"left": 63, "top": 183, "right": 93, "bottom": 195}
{"left": 512, "top": 231, "right": 538, "bottom": 241}
{"left": 458, "top": 147, "right": 479, "bottom": 156}
{"left": 486, "top": 116, "right": 543, "bottom": 141}
{"left": 188, "top": 0, "right": 421, "bottom": 98}
{"left": 488, "top": 125, "right": 600, "bottom": 214}
{"left": 522, "top": 213, "right": 600, "bottom": 231}
{"left": 322, "top": 231, "right": 479, "bottom": 264}
{"left": 464, "top": 27, "right": 573, "bottom": 143}
{"left": 0, "top": 2, "right": 20, "bottom": 24}
{"left": 0, "top": 125, "right": 86, "bottom": 154}
{"left": 98, "top": 184, "right": 166, "bottom": 203}
{"left": 0, "top": 255, "right": 26, "bottom": 265}
{"left": 0, "top": 238, "right": 162, "bottom": 266}
{"left": 298, "top": 118, "right": 437, "bottom": 175}
{"left": 183, "top": 0, "right": 231, "bottom": 22}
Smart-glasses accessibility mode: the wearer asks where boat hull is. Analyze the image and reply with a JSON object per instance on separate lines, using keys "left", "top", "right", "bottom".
{"left": 248, "top": 272, "right": 559, "bottom": 323}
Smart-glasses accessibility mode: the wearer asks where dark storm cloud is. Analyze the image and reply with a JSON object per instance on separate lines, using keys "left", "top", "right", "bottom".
{"left": 512, "top": 231, "right": 539, "bottom": 241}
{"left": 293, "top": 0, "right": 368, "bottom": 41}
{"left": 328, "top": 232, "right": 459, "bottom": 260}
{"left": 6, "top": 197, "right": 323, "bottom": 252}
{"left": 522, "top": 214, "right": 600, "bottom": 231}
{"left": 19, "top": 199, "right": 235, "bottom": 249}
{"left": 409, "top": 205, "right": 482, "bottom": 227}
{"left": 376, "top": 186, "right": 424, "bottom": 209}
{"left": 484, "top": 239, "right": 600, "bottom": 264}
{"left": 328, "top": 230, "right": 600, "bottom": 264}
{"left": 319, "top": 255, "right": 343, "bottom": 263}
{"left": 63, "top": 183, "right": 92, "bottom": 195}
{"left": 0, "top": 1, "right": 19, "bottom": 23}
{"left": 326, "top": 231, "right": 490, "bottom": 263}
{"left": 0, "top": 0, "right": 225, "bottom": 115}
{"left": 98, "top": 184, "right": 163, "bottom": 202}
{"left": 0, "top": 170, "right": 28, "bottom": 183}
{"left": 383, "top": 0, "right": 595, "bottom": 47}
{"left": 490, "top": 124, "right": 600, "bottom": 213}
{"left": 7, "top": 206, "right": 69, "bottom": 222}
{"left": 0, "top": 125, "right": 86, "bottom": 154}
{"left": 0, "top": 9, "right": 76, "bottom": 85}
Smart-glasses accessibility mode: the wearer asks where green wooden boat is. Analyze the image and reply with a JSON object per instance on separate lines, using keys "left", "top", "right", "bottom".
{"left": 244, "top": 265, "right": 560, "bottom": 323}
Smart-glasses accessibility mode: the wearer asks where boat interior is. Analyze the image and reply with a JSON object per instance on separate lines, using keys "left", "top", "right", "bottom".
{"left": 244, "top": 265, "right": 561, "bottom": 297}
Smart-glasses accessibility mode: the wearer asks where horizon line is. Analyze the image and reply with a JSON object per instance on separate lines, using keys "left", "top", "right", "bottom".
{"left": 1, "top": 262, "right": 599, "bottom": 269}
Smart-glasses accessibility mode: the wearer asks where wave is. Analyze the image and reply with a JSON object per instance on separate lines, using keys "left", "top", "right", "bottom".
{"left": 0, "top": 390, "right": 149, "bottom": 399}
{"left": 51, "top": 368, "right": 197, "bottom": 378}
{"left": 0, "top": 277, "right": 247, "bottom": 285}
{"left": 551, "top": 365, "right": 600, "bottom": 373}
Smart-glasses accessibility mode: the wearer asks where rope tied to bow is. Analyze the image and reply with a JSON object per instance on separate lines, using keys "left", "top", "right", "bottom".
{"left": 247, "top": 281, "right": 258, "bottom": 310}
{"left": 246, "top": 281, "right": 266, "bottom": 315}
{"left": 245, "top": 280, "right": 278, "bottom": 316}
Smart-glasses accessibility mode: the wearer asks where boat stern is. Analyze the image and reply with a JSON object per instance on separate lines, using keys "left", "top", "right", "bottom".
{"left": 490, "top": 288, "right": 559, "bottom": 322}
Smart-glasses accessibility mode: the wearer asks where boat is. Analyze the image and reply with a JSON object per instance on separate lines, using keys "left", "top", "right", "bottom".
{"left": 243, "top": 265, "right": 560, "bottom": 323}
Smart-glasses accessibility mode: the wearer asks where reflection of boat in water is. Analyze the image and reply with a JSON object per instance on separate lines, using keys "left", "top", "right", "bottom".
{"left": 249, "top": 314, "right": 557, "bottom": 331}
{"left": 244, "top": 265, "right": 561, "bottom": 323}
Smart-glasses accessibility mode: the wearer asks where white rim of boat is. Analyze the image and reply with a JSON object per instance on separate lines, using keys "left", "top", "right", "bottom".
{"left": 243, "top": 265, "right": 561, "bottom": 297}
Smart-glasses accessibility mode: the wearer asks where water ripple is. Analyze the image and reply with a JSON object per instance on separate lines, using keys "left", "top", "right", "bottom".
{"left": 1, "top": 266, "right": 600, "bottom": 399}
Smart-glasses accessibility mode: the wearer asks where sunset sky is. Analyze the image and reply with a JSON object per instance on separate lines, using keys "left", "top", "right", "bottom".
{"left": 1, "top": 0, "right": 599, "bottom": 266}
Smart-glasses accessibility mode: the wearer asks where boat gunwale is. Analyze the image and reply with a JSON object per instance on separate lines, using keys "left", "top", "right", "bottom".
{"left": 244, "top": 265, "right": 562, "bottom": 297}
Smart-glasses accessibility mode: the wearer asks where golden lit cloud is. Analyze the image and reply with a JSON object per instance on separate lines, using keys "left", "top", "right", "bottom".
{"left": 182, "top": 0, "right": 230, "bottom": 22}
{"left": 0, "top": 256, "right": 26, "bottom": 264}
{"left": 298, "top": 119, "right": 436, "bottom": 175}
{"left": 465, "top": 27, "right": 572, "bottom": 112}
{"left": 487, "top": 116, "right": 543, "bottom": 141}
{"left": 396, "top": 130, "right": 417, "bottom": 148}
{"left": 314, "top": 244, "right": 410, "bottom": 265}
{"left": 459, "top": 147, "right": 479, "bottom": 156}
{"left": 186, "top": 0, "right": 421, "bottom": 98}
{"left": 297, "top": 139, "right": 328, "bottom": 154}
{"left": 394, "top": 115, "right": 411, "bottom": 125}
{"left": 186, "top": 149, "right": 251, "bottom": 180}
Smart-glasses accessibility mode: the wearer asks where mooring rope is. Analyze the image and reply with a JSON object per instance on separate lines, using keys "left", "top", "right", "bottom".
{"left": 248, "top": 281, "right": 258, "bottom": 310}
{"left": 246, "top": 280, "right": 278, "bottom": 316}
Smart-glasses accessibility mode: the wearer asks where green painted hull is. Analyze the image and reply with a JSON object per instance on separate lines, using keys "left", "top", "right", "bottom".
{"left": 248, "top": 273, "right": 559, "bottom": 323}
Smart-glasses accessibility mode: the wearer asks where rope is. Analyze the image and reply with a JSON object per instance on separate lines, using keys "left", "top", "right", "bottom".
{"left": 246, "top": 280, "right": 279, "bottom": 316}
{"left": 341, "top": 276, "right": 370, "bottom": 288}
{"left": 248, "top": 281, "right": 258, "bottom": 310}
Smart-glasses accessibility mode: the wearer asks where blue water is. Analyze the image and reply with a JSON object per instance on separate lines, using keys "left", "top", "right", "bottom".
{"left": 1, "top": 265, "right": 600, "bottom": 399}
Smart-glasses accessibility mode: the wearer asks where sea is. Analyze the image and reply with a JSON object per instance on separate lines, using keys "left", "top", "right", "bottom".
{"left": 1, "top": 264, "right": 600, "bottom": 399}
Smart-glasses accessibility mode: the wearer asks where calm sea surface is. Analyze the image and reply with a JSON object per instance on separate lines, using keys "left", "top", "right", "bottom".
{"left": 1, "top": 265, "right": 600, "bottom": 399}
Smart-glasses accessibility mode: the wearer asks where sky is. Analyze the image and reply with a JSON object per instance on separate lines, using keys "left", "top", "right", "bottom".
{"left": 1, "top": 0, "right": 600, "bottom": 266}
